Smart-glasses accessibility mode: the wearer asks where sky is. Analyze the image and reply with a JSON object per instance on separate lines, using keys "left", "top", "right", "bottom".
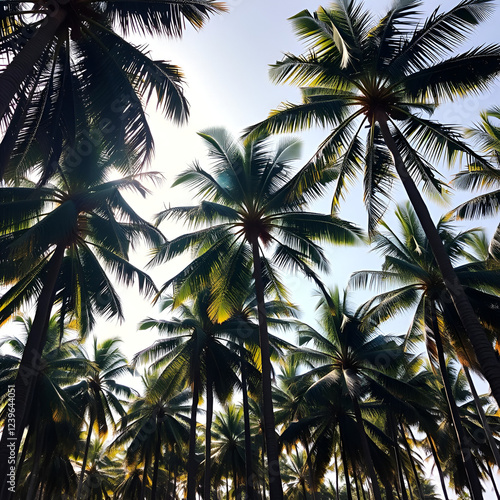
{"left": 4, "top": 0, "right": 500, "bottom": 497}
{"left": 114, "top": 0, "right": 500, "bottom": 358}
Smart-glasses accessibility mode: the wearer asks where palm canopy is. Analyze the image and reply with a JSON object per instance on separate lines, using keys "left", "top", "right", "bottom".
{"left": 453, "top": 107, "right": 500, "bottom": 219}
{"left": 151, "top": 127, "right": 363, "bottom": 319}
{"left": 0, "top": 0, "right": 226, "bottom": 181}
{"left": 0, "top": 144, "right": 161, "bottom": 336}
{"left": 245, "top": 0, "right": 500, "bottom": 233}
{"left": 350, "top": 203, "right": 500, "bottom": 365}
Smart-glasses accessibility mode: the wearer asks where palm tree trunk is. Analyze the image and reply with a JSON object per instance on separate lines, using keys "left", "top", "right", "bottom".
{"left": 240, "top": 340, "right": 256, "bottom": 500}
{"left": 151, "top": 430, "right": 162, "bottom": 500}
{"left": 0, "top": 7, "right": 67, "bottom": 121}
{"left": 339, "top": 424, "right": 353, "bottom": 500}
{"left": 427, "top": 436, "right": 450, "bottom": 500}
{"left": 77, "top": 415, "right": 94, "bottom": 500}
{"left": 0, "top": 243, "right": 65, "bottom": 500}
{"left": 302, "top": 438, "right": 317, "bottom": 500}
{"left": 399, "top": 423, "right": 424, "bottom": 500}
{"left": 429, "top": 301, "right": 484, "bottom": 499}
{"left": 250, "top": 237, "right": 283, "bottom": 500}
{"left": 204, "top": 372, "right": 214, "bottom": 500}
{"left": 463, "top": 365, "right": 500, "bottom": 468}
{"left": 377, "top": 113, "right": 500, "bottom": 407}
{"left": 486, "top": 460, "right": 500, "bottom": 500}
{"left": 141, "top": 447, "right": 151, "bottom": 500}
{"left": 187, "top": 371, "right": 201, "bottom": 500}
{"left": 352, "top": 464, "right": 361, "bottom": 500}
{"left": 335, "top": 450, "right": 340, "bottom": 500}
{"left": 15, "top": 423, "right": 32, "bottom": 485}
{"left": 351, "top": 398, "right": 382, "bottom": 500}
{"left": 26, "top": 429, "right": 43, "bottom": 500}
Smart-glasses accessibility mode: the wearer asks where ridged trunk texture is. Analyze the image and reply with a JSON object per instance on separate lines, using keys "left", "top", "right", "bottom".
{"left": 251, "top": 238, "right": 284, "bottom": 500}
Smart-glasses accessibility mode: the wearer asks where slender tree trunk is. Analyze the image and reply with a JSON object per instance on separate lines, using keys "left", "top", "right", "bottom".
{"left": 0, "top": 6, "right": 67, "bottom": 121}
{"left": 187, "top": 372, "right": 201, "bottom": 500}
{"left": 151, "top": 429, "right": 161, "bottom": 500}
{"left": 393, "top": 423, "right": 409, "bottom": 500}
{"left": 339, "top": 424, "right": 353, "bottom": 500}
{"left": 463, "top": 365, "right": 500, "bottom": 468}
{"left": 377, "top": 113, "right": 500, "bottom": 408}
{"left": 240, "top": 340, "right": 256, "bottom": 500}
{"left": 303, "top": 438, "right": 317, "bottom": 500}
{"left": 399, "top": 423, "right": 424, "bottom": 500}
{"left": 141, "top": 447, "right": 151, "bottom": 500}
{"left": 351, "top": 398, "right": 382, "bottom": 500}
{"left": 15, "top": 423, "right": 32, "bottom": 485}
{"left": 335, "top": 450, "right": 340, "bottom": 500}
{"left": 427, "top": 436, "right": 450, "bottom": 500}
{"left": 352, "top": 464, "right": 361, "bottom": 500}
{"left": 0, "top": 243, "right": 65, "bottom": 500}
{"left": 250, "top": 238, "right": 283, "bottom": 500}
{"left": 404, "top": 466, "right": 414, "bottom": 500}
{"left": 486, "top": 460, "right": 500, "bottom": 500}
{"left": 77, "top": 415, "right": 94, "bottom": 500}
{"left": 204, "top": 372, "right": 214, "bottom": 500}
{"left": 429, "top": 301, "right": 484, "bottom": 499}
{"left": 26, "top": 429, "right": 43, "bottom": 500}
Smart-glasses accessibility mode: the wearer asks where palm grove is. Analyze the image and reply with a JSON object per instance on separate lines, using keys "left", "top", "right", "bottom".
{"left": 1, "top": 0, "right": 500, "bottom": 498}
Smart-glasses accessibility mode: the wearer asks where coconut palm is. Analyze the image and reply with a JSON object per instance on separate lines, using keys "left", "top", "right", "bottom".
{"left": 0, "top": 314, "right": 91, "bottom": 499}
{"left": 71, "top": 338, "right": 134, "bottom": 500}
{"left": 452, "top": 107, "right": 500, "bottom": 220}
{"left": 210, "top": 404, "right": 247, "bottom": 498}
{"left": 150, "top": 127, "right": 363, "bottom": 499}
{"left": 0, "top": 146, "right": 161, "bottom": 494}
{"left": 0, "top": 0, "right": 226, "bottom": 181}
{"left": 136, "top": 289, "right": 244, "bottom": 500}
{"left": 350, "top": 203, "right": 500, "bottom": 497}
{"left": 245, "top": 0, "right": 500, "bottom": 407}
{"left": 112, "top": 369, "right": 191, "bottom": 500}
{"left": 292, "top": 288, "right": 418, "bottom": 500}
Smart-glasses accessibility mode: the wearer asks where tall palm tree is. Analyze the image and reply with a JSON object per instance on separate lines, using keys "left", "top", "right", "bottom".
{"left": 245, "top": 0, "right": 500, "bottom": 406}
{"left": 293, "top": 288, "right": 418, "bottom": 500}
{"left": 0, "top": 147, "right": 161, "bottom": 495}
{"left": 112, "top": 369, "right": 191, "bottom": 500}
{"left": 0, "top": 0, "right": 226, "bottom": 181}
{"left": 71, "top": 338, "right": 134, "bottom": 500}
{"left": 210, "top": 404, "right": 247, "bottom": 498}
{"left": 136, "top": 289, "right": 243, "bottom": 500}
{"left": 350, "top": 203, "right": 500, "bottom": 498}
{"left": 0, "top": 314, "right": 91, "bottom": 499}
{"left": 150, "top": 127, "right": 363, "bottom": 499}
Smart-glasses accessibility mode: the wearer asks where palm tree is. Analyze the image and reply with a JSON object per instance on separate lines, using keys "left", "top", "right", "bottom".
{"left": 210, "top": 404, "right": 247, "bottom": 498}
{"left": 150, "top": 127, "right": 363, "bottom": 499}
{"left": 350, "top": 203, "right": 500, "bottom": 498}
{"left": 0, "top": 0, "right": 226, "bottom": 181}
{"left": 71, "top": 338, "right": 134, "bottom": 500}
{"left": 453, "top": 107, "right": 500, "bottom": 220}
{"left": 245, "top": 0, "right": 500, "bottom": 407}
{"left": 136, "top": 289, "right": 243, "bottom": 500}
{"left": 76, "top": 438, "right": 121, "bottom": 500}
{"left": 0, "top": 314, "right": 91, "bottom": 499}
{"left": 112, "top": 369, "right": 191, "bottom": 500}
{"left": 0, "top": 148, "right": 161, "bottom": 495}
{"left": 293, "top": 288, "right": 418, "bottom": 500}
